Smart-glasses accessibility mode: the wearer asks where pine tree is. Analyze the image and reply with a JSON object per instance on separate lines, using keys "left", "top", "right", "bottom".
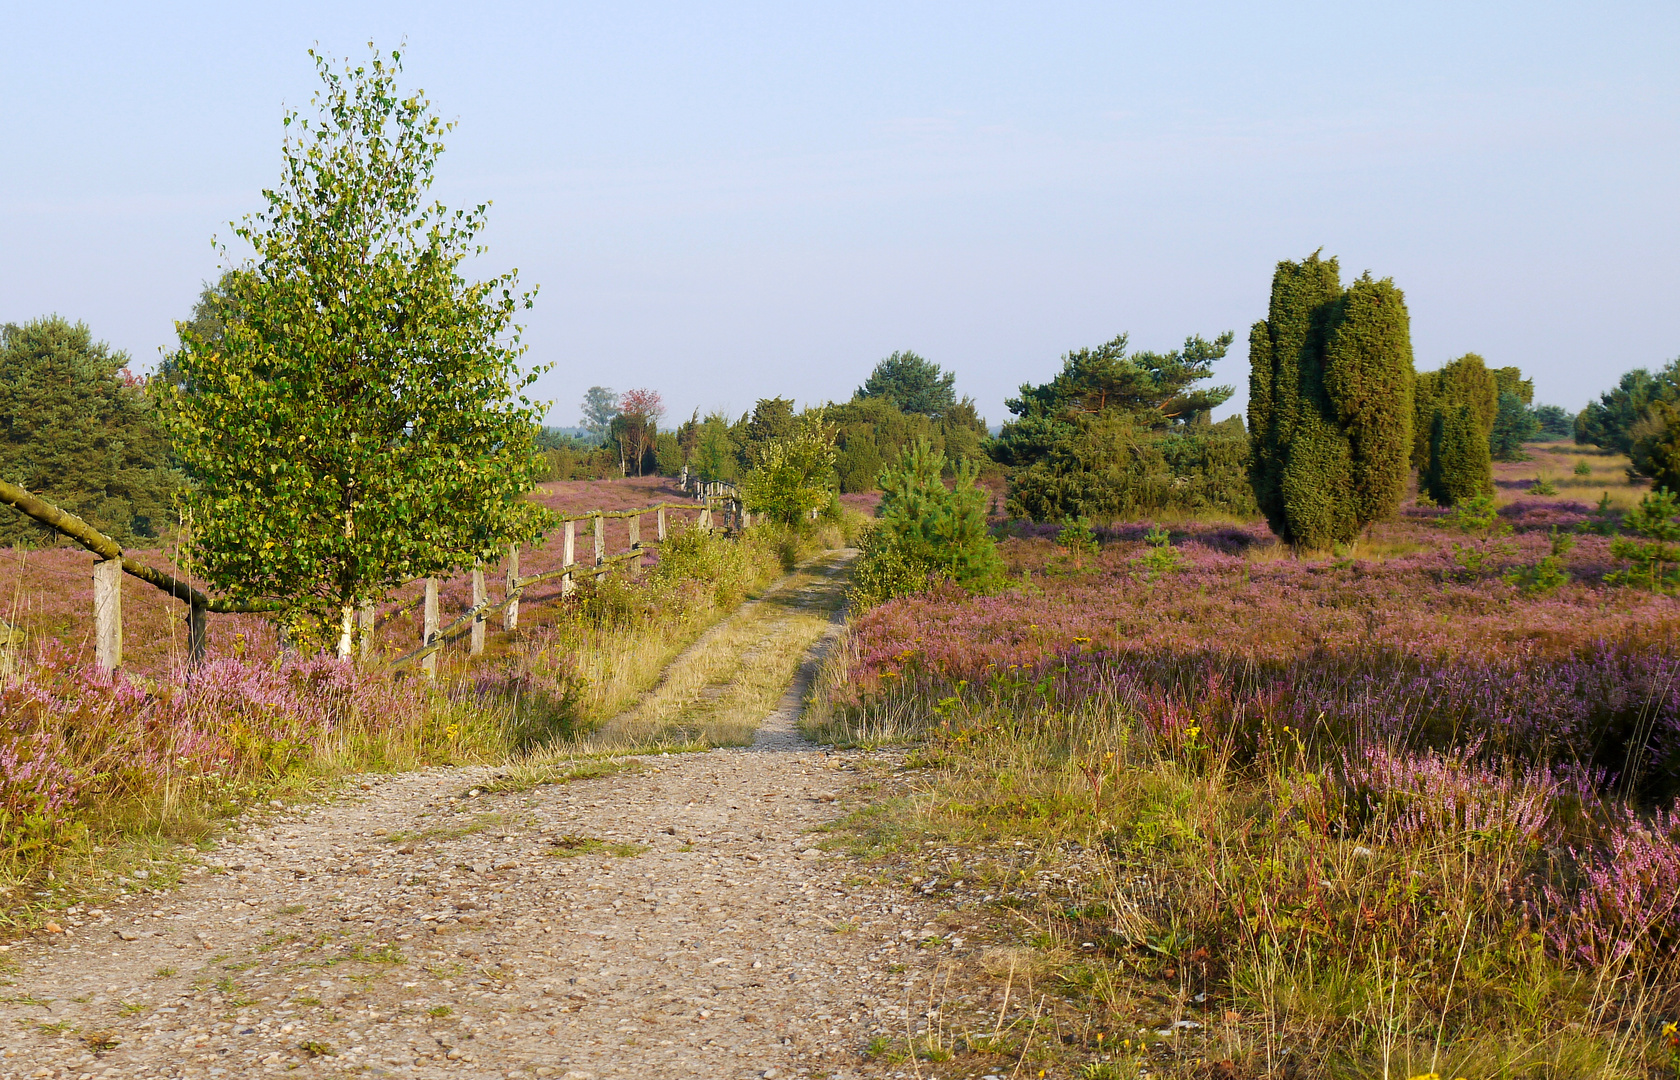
{"left": 1248, "top": 253, "right": 1415, "bottom": 549}
{"left": 0, "top": 316, "right": 177, "bottom": 545}
{"left": 852, "top": 439, "right": 1002, "bottom": 606}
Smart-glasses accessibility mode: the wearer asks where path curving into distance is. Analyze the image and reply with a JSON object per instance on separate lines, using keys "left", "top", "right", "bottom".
{"left": 0, "top": 551, "right": 960, "bottom": 1080}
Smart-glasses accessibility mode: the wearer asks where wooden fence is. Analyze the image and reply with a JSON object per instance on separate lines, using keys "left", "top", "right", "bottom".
{"left": 0, "top": 477, "right": 747, "bottom": 677}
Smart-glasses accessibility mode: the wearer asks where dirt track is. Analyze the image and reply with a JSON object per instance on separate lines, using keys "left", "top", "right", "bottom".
{"left": 0, "top": 556, "right": 967, "bottom": 1080}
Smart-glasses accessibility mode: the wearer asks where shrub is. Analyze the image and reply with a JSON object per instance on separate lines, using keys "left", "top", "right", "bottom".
{"left": 850, "top": 440, "right": 1002, "bottom": 608}
{"left": 1248, "top": 254, "right": 1415, "bottom": 549}
{"left": 1007, "top": 414, "right": 1255, "bottom": 522}
{"left": 1574, "top": 459, "right": 1593, "bottom": 477}
{"left": 739, "top": 412, "right": 837, "bottom": 526}
{"left": 1608, "top": 488, "right": 1680, "bottom": 593}
{"left": 1629, "top": 400, "right": 1680, "bottom": 494}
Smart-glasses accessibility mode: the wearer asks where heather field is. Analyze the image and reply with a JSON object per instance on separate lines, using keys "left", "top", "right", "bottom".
{"left": 804, "top": 452, "right": 1680, "bottom": 1078}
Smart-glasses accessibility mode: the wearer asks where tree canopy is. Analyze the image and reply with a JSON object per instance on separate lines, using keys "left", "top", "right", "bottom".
{"left": 580, "top": 386, "right": 618, "bottom": 444}
{"left": 154, "top": 46, "right": 546, "bottom": 657}
{"left": 0, "top": 316, "right": 177, "bottom": 546}
{"left": 857, "top": 351, "right": 957, "bottom": 417}
{"left": 1575, "top": 360, "right": 1680, "bottom": 454}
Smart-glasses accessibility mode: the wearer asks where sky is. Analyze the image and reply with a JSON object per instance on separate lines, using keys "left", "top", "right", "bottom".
{"left": 4, "top": 2, "right": 1677, "bottom": 428}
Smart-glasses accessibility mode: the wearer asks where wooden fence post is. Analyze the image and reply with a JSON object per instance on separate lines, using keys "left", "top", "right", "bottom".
{"left": 657, "top": 505, "right": 667, "bottom": 542}
{"left": 471, "top": 564, "right": 487, "bottom": 656}
{"left": 562, "top": 520, "right": 577, "bottom": 596}
{"left": 504, "top": 544, "right": 520, "bottom": 631}
{"left": 93, "top": 557, "right": 122, "bottom": 673}
{"left": 422, "top": 577, "right": 439, "bottom": 678}
{"left": 357, "top": 600, "right": 374, "bottom": 663}
{"left": 593, "top": 514, "right": 605, "bottom": 568}
{"left": 627, "top": 513, "right": 641, "bottom": 575}
{"left": 188, "top": 601, "right": 208, "bottom": 668}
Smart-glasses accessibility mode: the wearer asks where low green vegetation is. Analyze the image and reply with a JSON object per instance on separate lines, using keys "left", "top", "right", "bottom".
{"left": 852, "top": 440, "right": 1003, "bottom": 608}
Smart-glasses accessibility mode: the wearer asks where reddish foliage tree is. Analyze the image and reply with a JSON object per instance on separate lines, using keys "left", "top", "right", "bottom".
{"left": 617, "top": 388, "right": 665, "bottom": 476}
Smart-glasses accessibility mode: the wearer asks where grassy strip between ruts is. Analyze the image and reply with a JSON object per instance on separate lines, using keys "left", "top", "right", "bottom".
{"left": 556, "top": 549, "right": 853, "bottom": 751}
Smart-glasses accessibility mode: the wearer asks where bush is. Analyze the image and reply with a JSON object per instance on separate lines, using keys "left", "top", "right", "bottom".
{"left": 1424, "top": 403, "right": 1494, "bottom": 506}
{"left": 851, "top": 440, "right": 1002, "bottom": 608}
{"left": 1629, "top": 400, "right": 1680, "bottom": 494}
{"left": 1608, "top": 487, "right": 1680, "bottom": 593}
{"left": 739, "top": 413, "right": 837, "bottom": 526}
{"left": 1007, "top": 414, "right": 1255, "bottom": 522}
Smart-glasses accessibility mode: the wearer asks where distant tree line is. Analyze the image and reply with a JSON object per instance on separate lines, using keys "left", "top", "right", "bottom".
{"left": 7, "top": 238, "right": 1679, "bottom": 563}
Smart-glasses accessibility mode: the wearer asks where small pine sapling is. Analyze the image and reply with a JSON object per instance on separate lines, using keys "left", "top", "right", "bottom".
{"left": 1582, "top": 492, "right": 1619, "bottom": 536}
{"left": 1505, "top": 526, "right": 1575, "bottom": 596}
{"left": 1134, "top": 524, "right": 1183, "bottom": 581}
{"left": 1057, "top": 517, "right": 1099, "bottom": 569}
{"left": 1529, "top": 474, "right": 1558, "bottom": 496}
{"left": 1446, "top": 493, "right": 1515, "bottom": 578}
{"left": 1573, "top": 459, "right": 1593, "bottom": 477}
{"left": 1607, "top": 488, "right": 1680, "bottom": 593}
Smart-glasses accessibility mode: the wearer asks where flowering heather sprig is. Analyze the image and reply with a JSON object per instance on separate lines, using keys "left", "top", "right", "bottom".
{"left": 1341, "top": 741, "right": 1603, "bottom": 845}
{"left": 1546, "top": 806, "right": 1680, "bottom": 970}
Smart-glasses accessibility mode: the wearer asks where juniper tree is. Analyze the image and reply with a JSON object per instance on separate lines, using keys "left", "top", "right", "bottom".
{"left": 1415, "top": 354, "right": 1498, "bottom": 503}
{"left": 1323, "top": 273, "right": 1417, "bottom": 530}
{"left": 1248, "top": 253, "right": 1415, "bottom": 549}
{"left": 155, "top": 47, "right": 546, "bottom": 657}
{"left": 1425, "top": 404, "right": 1493, "bottom": 505}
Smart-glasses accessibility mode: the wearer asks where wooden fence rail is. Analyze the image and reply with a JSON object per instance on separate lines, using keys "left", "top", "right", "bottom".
{"left": 386, "top": 490, "right": 751, "bottom": 676}
{"left": 0, "top": 477, "right": 748, "bottom": 677}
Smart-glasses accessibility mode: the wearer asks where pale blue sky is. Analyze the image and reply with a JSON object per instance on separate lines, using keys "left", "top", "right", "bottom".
{"left": 4, "top": 2, "right": 1677, "bottom": 427}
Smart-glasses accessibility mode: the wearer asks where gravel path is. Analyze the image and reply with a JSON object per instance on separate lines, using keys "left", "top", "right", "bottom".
{"left": 0, "top": 562, "right": 963, "bottom": 1080}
